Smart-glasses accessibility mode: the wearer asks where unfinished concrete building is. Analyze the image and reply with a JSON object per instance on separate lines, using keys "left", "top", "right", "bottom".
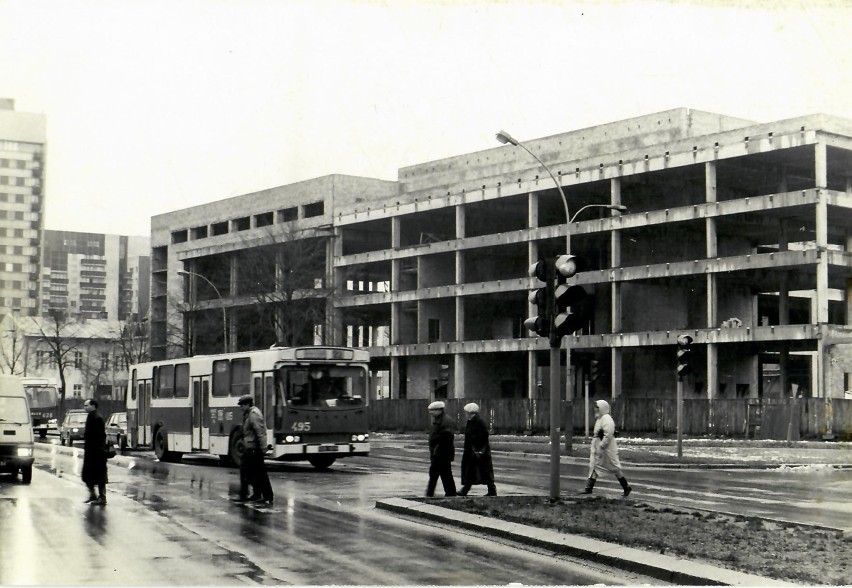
{"left": 151, "top": 108, "right": 852, "bottom": 403}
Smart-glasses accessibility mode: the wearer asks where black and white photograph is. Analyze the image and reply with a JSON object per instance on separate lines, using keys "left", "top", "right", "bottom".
{"left": 1, "top": 0, "right": 850, "bottom": 585}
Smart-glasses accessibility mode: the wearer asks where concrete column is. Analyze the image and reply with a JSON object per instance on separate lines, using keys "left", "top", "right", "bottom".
{"left": 453, "top": 354, "right": 465, "bottom": 400}
{"left": 815, "top": 140, "right": 830, "bottom": 405}
{"left": 390, "top": 355, "right": 400, "bottom": 400}
{"left": 527, "top": 191, "right": 539, "bottom": 400}
{"left": 391, "top": 217, "right": 401, "bottom": 345}
{"left": 328, "top": 233, "right": 343, "bottom": 346}
{"left": 610, "top": 178, "right": 623, "bottom": 399}
{"left": 455, "top": 204, "right": 465, "bottom": 343}
{"left": 705, "top": 162, "right": 718, "bottom": 399}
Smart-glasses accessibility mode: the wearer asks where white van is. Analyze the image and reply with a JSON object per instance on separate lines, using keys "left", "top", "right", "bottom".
{"left": 0, "top": 375, "right": 35, "bottom": 484}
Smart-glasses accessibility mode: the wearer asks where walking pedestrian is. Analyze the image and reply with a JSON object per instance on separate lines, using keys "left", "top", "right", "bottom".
{"left": 458, "top": 403, "right": 496, "bottom": 497}
{"left": 582, "top": 399, "right": 632, "bottom": 496}
{"left": 425, "top": 401, "right": 457, "bottom": 497}
{"left": 236, "top": 394, "right": 274, "bottom": 505}
{"left": 81, "top": 398, "right": 108, "bottom": 505}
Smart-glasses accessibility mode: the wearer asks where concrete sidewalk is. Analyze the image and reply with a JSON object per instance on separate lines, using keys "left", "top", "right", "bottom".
{"left": 375, "top": 497, "right": 797, "bottom": 587}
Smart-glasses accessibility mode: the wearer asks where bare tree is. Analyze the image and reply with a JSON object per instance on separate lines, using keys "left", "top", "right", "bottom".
{"left": 30, "top": 308, "right": 83, "bottom": 420}
{"left": 235, "top": 227, "right": 334, "bottom": 348}
{"left": 0, "top": 315, "right": 27, "bottom": 375}
{"left": 117, "top": 317, "right": 151, "bottom": 367}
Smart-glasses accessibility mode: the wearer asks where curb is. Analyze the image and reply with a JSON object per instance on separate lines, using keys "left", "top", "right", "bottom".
{"left": 375, "top": 497, "right": 797, "bottom": 587}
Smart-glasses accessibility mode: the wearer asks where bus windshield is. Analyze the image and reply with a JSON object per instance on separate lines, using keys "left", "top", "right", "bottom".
{"left": 25, "top": 386, "right": 58, "bottom": 409}
{"left": 280, "top": 365, "right": 366, "bottom": 408}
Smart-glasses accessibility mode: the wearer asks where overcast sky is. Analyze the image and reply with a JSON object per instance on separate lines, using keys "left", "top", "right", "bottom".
{"left": 1, "top": 0, "right": 850, "bottom": 237}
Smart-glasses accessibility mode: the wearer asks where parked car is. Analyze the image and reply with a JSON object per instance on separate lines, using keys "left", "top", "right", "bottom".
{"left": 105, "top": 412, "right": 127, "bottom": 450}
{"left": 59, "top": 410, "right": 88, "bottom": 446}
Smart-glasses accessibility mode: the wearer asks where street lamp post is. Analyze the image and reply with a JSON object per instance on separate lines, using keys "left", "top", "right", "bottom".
{"left": 496, "top": 130, "right": 626, "bottom": 501}
{"left": 178, "top": 270, "right": 228, "bottom": 353}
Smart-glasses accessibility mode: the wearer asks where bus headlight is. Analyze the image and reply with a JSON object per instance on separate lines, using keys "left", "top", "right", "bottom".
{"left": 17, "top": 447, "right": 33, "bottom": 457}
{"left": 284, "top": 435, "right": 301, "bottom": 443}
{"left": 351, "top": 434, "right": 368, "bottom": 442}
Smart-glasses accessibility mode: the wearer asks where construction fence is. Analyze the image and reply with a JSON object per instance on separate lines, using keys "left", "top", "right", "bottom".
{"left": 368, "top": 398, "right": 852, "bottom": 441}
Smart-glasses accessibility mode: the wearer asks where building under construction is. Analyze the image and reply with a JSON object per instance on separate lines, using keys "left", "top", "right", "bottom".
{"left": 150, "top": 108, "right": 852, "bottom": 405}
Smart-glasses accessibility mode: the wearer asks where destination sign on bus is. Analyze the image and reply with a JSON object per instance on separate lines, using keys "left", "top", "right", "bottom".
{"left": 295, "top": 348, "right": 353, "bottom": 361}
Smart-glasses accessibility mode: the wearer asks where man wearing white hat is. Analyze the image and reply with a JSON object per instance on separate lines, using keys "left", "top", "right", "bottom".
{"left": 459, "top": 402, "right": 497, "bottom": 496}
{"left": 425, "top": 401, "right": 457, "bottom": 497}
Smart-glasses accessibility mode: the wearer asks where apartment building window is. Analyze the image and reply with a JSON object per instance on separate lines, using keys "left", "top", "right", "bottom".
{"left": 100, "top": 352, "right": 110, "bottom": 370}
{"left": 73, "top": 384, "right": 82, "bottom": 398}
{"left": 74, "top": 351, "right": 83, "bottom": 369}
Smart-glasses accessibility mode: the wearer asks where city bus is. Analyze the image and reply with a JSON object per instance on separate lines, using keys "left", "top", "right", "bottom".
{"left": 125, "top": 346, "right": 370, "bottom": 469}
{"left": 22, "top": 378, "right": 59, "bottom": 438}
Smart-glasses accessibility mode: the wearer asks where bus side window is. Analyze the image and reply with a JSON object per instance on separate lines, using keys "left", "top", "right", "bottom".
{"left": 155, "top": 365, "right": 175, "bottom": 398}
{"left": 175, "top": 364, "right": 190, "bottom": 398}
{"left": 231, "top": 358, "right": 251, "bottom": 397}
{"left": 212, "top": 360, "right": 230, "bottom": 397}
{"left": 131, "top": 369, "right": 137, "bottom": 401}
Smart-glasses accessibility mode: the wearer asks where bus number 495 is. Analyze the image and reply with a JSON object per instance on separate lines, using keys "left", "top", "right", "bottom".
{"left": 291, "top": 422, "right": 311, "bottom": 432}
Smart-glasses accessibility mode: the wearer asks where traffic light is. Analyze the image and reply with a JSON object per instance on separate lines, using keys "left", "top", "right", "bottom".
{"left": 524, "top": 260, "right": 551, "bottom": 337}
{"left": 676, "top": 334, "right": 693, "bottom": 378}
{"left": 552, "top": 254, "right": 588, "bottom": 340}
{"left": 589, "top": 359, "right": 600, "bottom": 382}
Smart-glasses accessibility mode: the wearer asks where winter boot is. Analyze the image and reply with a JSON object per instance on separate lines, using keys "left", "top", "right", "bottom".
{"left": 581, "top": 477, "right": 596, "bottom": 494}
{"left": 486, "top": 484, "right": 497, "bottom": 496}
{"left": 618, "top": 476, "right": 632, "bottom": 497}
{"left": 457, "top": 485, "right": 470, "bottom": 496}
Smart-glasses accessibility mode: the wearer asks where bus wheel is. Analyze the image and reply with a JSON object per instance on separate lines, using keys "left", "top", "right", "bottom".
{"left": 308, "top": 456, "right": 336, "bottom": 470}
{"left": 228, "top": 431, "right": 245, "bottom": 468}
{"left": 39, "top": 429, "right": 47, "bottom": 439}
{"left": 154, "top": 428, "right": 182, "bottom": 462}
{"left": 21, "top": 465, "right": 32, "bottom": 484}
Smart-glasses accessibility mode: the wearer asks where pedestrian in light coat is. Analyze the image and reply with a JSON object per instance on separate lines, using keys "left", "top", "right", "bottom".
{"left": 458, "top": 403, "right": 497, "bottom": 496}
{"left": 583, "top": 399, "right": 632, "bottom": 496}
{"left": 425, "top": 401, "right": 457, "bottom": 497}
{"left": 82, "top": 398, "right": 108, "bottom": 505}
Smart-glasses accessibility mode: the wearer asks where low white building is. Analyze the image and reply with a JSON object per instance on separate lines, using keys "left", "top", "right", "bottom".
{"left": 0, "top": 314, "right": 140, "bottom": 400}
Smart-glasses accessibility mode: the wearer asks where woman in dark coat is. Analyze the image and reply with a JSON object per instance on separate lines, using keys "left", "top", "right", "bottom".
{"left": 458, "top": 403, "right": 496, "bottom": 496}
{"left": 82, "top": 398, "right": 108, "bottom": 505}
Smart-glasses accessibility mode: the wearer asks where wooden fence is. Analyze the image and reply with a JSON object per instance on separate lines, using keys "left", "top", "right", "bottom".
{"left": 369, "top": 398, "right": 852, "bottom": 440}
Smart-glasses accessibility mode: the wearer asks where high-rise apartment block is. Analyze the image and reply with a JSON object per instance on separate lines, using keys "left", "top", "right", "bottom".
{"left": 41, "top": 230, "right": 150, "bottom": 322}
{"left": 0, "top": 99, "right": 46, "bottom": 322}
{"left": 151, "top": 108, "right": 852, "bottom": 403}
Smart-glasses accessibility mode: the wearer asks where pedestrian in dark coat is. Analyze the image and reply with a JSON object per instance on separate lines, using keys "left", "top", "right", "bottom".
{"left": 236, "top": 394, "right": 274, "bottom": 504}
{"left": 458, "top": 403, "right": 496, "bottom": 496}
{"left": 425, "top": 401, "right": 457, "bottom": 497}
{"left": 82, "top": 398, "right": 108, "bottom": 505}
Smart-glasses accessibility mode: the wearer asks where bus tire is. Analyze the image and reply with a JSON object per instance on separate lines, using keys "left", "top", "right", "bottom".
{"left": 21, "top": 465, "right": 32, "bottom": 484}
{"left": 228, "top": 430, "right": 245, "bottom": 468}
{"left": 154, "top": 428, "right": 182, "bottom": 463}
{"left": 38, "top": 429, "right": 47, "bottom": 439}
{"left": 308, "top": 456, "right": 336, "bottom": 470}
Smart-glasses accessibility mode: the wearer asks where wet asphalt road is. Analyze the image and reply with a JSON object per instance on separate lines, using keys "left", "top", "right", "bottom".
{"left": 1, "top": 437, "right": 669, "bottom": 586}
{"left": 1, "top": 435, "right": 849, "bottom": 585}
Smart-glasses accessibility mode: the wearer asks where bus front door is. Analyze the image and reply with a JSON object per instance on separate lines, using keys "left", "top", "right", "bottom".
{"left": 191, "top": 377, "right": 209, "bottom": 450}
